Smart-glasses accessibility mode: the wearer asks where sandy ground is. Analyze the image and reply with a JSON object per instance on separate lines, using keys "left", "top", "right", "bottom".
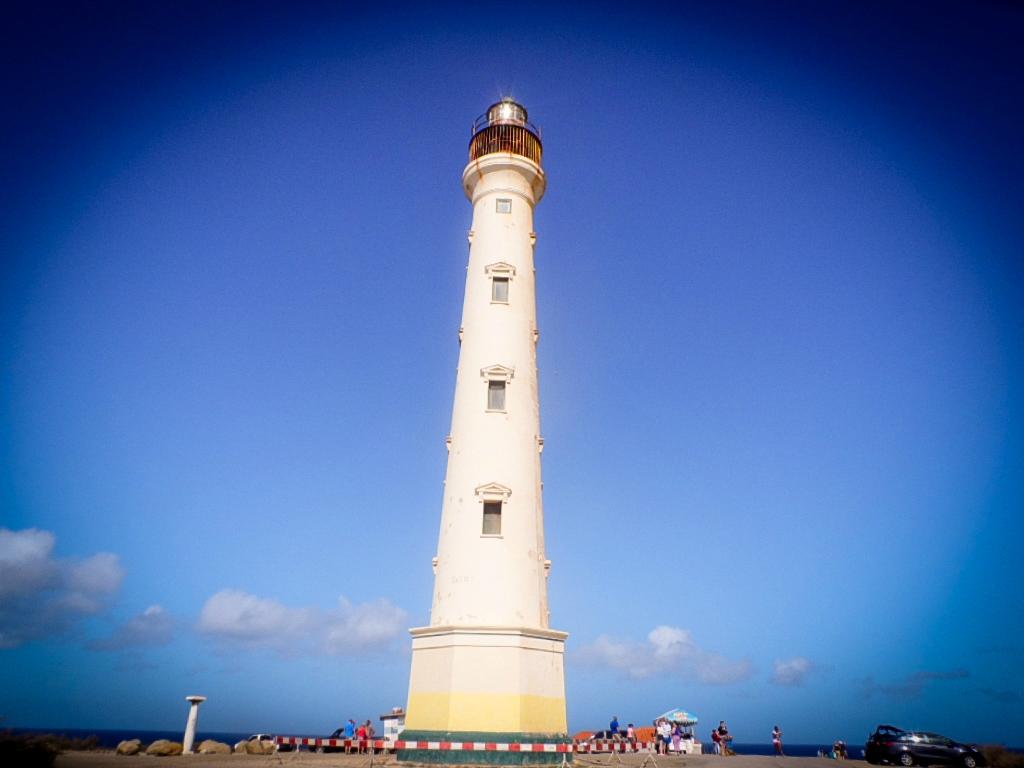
{"left": 56, "top": 751, "right": 865, "bottom": 768}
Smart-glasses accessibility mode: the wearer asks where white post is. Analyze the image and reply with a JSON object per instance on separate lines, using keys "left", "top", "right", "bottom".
{"left": 182, "top": 695, "right": 207, "bottom": 754}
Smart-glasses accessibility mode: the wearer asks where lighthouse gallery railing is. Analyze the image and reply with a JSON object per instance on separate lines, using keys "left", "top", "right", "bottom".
{"left": 469, "top": 117, "right": 543, "bottom": 165}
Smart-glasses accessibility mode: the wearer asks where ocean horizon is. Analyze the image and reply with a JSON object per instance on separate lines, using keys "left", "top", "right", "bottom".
{"left": 7, "top": 728, "right": 1022, "bottom": 756}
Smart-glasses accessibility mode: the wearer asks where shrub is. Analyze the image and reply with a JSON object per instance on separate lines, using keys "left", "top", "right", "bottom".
{"left": 34, "top": 733, "right": 101, "bottom": 751}
{"left": 0, "top": 732, "right": 59, "bottom": 768}
{"left": 981, "top": 745, "right": 1024, "bottom": 768}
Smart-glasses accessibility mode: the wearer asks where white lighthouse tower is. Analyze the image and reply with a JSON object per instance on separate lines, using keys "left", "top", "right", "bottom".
{"left": 400, "top": 99, "right": 569, "bottom": 763}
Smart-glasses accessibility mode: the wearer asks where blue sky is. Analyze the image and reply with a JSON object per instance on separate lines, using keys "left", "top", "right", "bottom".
{"left": 1, "top": 0, "right": 1022, "bottom": 747}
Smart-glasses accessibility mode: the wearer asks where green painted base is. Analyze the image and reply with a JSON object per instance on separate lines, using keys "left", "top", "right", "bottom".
{"left": 396, "top": 730, "right": 573, "bottom": 766}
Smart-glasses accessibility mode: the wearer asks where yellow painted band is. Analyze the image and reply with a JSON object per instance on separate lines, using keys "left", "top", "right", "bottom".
{"left": 406, "top": 692, "right": 567, "bottom": 733}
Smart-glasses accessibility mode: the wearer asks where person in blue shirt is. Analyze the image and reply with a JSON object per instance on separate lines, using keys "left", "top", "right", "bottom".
{"left": 344, "top": 719, "right": 356, "bottom": 754}
{"left": 610, "top": 716, "right": 621, "bottom": 743}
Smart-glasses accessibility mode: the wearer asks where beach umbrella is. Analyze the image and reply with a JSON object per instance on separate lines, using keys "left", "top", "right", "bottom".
{"left": 655, "top": 709, "right": 698, "bottom": 726}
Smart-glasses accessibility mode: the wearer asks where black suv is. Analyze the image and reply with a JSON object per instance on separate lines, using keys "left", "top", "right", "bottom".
{"left": 865, "top": 725, "right": 985, "bottom": 768}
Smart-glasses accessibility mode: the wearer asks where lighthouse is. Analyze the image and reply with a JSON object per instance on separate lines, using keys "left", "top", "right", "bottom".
{"left": 399, "top": 99, "right": 569, "bottom": 764}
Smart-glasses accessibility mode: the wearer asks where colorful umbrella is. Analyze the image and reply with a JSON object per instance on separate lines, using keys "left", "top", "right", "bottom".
{"left": 655, "top": 709, "right": 698, "bottom": 726}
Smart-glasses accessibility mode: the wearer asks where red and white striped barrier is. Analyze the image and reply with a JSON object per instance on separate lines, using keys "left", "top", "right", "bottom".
{"left": 274, "top": 737, "right": 656, "bottom": 753}
{"left": 577, "top": 742, "right": 655, "bottom": 753}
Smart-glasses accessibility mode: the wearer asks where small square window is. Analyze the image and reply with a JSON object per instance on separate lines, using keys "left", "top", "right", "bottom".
{"left": 491, "top": 276, "right": 509, "bottom": 303}
{"left": 482, "top": 501, "right": 502, "bottom": 535}
{"left": 487, "top": 380, "right": 506, "bottom": 411}
{"left": 496, "top": 198, "right": 512, "bottom": 214}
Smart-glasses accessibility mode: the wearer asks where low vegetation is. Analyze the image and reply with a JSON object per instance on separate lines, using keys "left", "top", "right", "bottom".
{"left": 982, "top": 745, "right": 1024, "bottom": 768}
{"left": 0, "top": 730, "right": 102, "bottom": 768}
{"left": 0, "top": 732, "right": 58, "bottom": 768}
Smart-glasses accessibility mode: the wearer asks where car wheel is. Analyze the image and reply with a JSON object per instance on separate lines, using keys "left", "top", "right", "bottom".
{"left": 963, "top": 757, "right": 976, "bottom": 768}
{"left": 899, "top": 753, "right": 914, "bottom": 767}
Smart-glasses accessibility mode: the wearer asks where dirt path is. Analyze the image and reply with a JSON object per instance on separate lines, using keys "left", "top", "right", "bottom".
{"left": 57, "top": 751, "right": 865, "bottom": 768}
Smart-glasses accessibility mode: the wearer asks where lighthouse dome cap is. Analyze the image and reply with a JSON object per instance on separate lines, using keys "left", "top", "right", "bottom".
{"left": 487, "top": 98, "right": 528, "bottom": 126}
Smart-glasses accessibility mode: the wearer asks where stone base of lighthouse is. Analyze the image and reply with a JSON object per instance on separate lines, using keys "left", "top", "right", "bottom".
{"left": 399, "top": 625, "right": 569, "bottom": 765}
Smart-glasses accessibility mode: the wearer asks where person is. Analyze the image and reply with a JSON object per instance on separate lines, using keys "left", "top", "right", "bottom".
{"left": 671, "top": 724, "right": 682, "bottom": 754}
{"left": 365, "top": 721, "right": 376, "bottom": 753}
{"left": 657, "top": 719, "right": 672, "bottom": 755}
{"left": 718, "top": 722, "right": 733, "bottom": 756}
{"left": 626, "top": 724, "right": 636, "bottom": 749}
{"left": 356, "top": 721, "right": 367, "bottom": 754}
{"left": 344, "top": 719, "right": 356, "bottom": 754}
{"left": 610, "top": 715, "right": 621, "bottom": 743}
{"left": 772, "top": 726, "right": 783, "bottom": 756}
{"left": 711, "top": 728, "right": 722, "bottom": 755}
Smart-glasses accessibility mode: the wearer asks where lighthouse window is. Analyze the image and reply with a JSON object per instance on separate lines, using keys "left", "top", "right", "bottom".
{"left": 487, "top": 380, "right": 506, "bottom": 411}
{"left": 496, "top": 198, "right": 512, "bottom": 214}
{"left": 482, "top": 501, "right": 502, "bottom": 535}
{"left": 491, "top": 276, "right": 509, "bottom": 303}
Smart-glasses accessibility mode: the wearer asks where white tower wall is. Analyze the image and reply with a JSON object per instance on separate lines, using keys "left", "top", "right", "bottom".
{"left": 433, "top": 158, "right": 547, "bottom": 629}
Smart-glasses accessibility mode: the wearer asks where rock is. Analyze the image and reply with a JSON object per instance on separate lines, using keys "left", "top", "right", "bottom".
{"left": 198, "top": 740, "right": 232, "bottom": 754}
{"left": 116, "top": 739, "right": 142, "bottom": 755}
{"left": 243, "top": 739, "right": 277, "bottom": 755}
{"left": 146, "top": 739, "right": 184, "bottom": 756}
{"left": 234, "top": 740, "right": 248, "bottom": 753}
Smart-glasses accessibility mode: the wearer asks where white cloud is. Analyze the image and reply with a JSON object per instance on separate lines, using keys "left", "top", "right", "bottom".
{"left": 0, "top": 528, "right": 124, "bottom": 648}
{"left": 576, "top": 625, "right": 754, "bottom": 685}
{"left": 771, "top": 656, "right": 815, "bottom": 686}
{"left": 578, "top": 635, "right": 645, "bottom": 674}
{"left": 197, "top": 589, "right": 316, "bottom": 646}
{"left": 0, "top": 527, "right": 59, "bottom": 599}
{"left": 197, "top": 589, "right": 407, "bottom": 655}
{"left": 68, "top": 553, "right": 124, "bottom": 594}
{"left": 90, "top": 605, "right": 175, "bottom": 650}
{"left": 326, "top": 597, "right": 408, "bottom": 652}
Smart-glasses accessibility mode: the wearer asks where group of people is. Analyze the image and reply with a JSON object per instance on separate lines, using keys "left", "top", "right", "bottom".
{"left": 653, "top": 718, "right": 696, "bottom": 755}
{"left": 338, "top": 718, "right": 377, "bottom": 753}
{"left": 712, "top": 722, "right": 785, "bottom": 756}
{"left": 820, "top": 740, "right": 848, "bottom": 759}
{"left": 710, "top": 721, "right": 736, "bottom": 756}
{"left": 600, "top": 716, "right": 792, "bottom": 757}
{"left": 607, "top": 715, "right": 637, "bottom": 744}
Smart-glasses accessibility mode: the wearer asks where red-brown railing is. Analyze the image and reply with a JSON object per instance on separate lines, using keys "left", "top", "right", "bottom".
{"left": 469, "top": 123, "right": 543, "bottom": 165}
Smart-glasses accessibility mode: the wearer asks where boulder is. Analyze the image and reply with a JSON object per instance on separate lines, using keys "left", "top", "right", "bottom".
{"left": 198, "top": 740, "right": 232, "bottom": 754}
{"left": 116, "top": 739, "right": 142, "bottom": 755}
{"left": 146, "top": 739, "right": 184, "bottom": 756}
{"left": 243, "top": 739, "right": 277, "bottom": 755}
